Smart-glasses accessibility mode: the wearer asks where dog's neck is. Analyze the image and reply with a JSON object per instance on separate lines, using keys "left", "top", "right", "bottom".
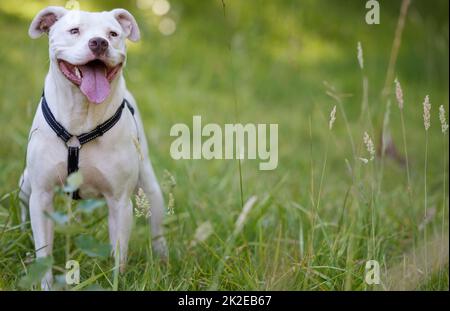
{"left": 44, "top": 61, "right": 126, "bottom": 136}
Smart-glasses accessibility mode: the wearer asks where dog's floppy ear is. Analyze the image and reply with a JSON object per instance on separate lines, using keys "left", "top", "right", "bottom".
{"left": 111, "top": 9, "right": 140, "bottom": 42}
{"left": 29, "top": 6, "right": 68, "bottom": 39}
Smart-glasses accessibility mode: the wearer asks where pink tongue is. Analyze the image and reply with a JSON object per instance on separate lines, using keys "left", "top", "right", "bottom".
{"left": 79, "top": 62, "right": 110, "bottom": 104}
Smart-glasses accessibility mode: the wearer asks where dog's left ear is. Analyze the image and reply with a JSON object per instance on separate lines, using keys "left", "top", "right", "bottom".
{"left": 111, "top": 9, "right": 140, "bottom": 42}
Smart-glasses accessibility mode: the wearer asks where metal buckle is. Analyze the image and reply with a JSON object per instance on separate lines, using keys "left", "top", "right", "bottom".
{"left": 66, "top": 136, "right": 81, "bottom": 148}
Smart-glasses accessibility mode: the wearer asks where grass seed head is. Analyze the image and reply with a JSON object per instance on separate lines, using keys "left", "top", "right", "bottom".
{"left": 190, "top": 221, "right": 214, "bottom": 247}
{"left": 359, "top": 157, "right": 369, "bottom": 164}
{"left": 234, "top": 196, "right": 258, "bottom": 235}
{"left": 329, "top": 105, "right": 337, "bottom": 130}
{"left": 394, "top": 78, "right": 404, "bottom": 110}
{"left": 439, "top": 105, "right": 448, "bottom": 134}
{"left": 357, "top": 41, "right": 364, "bottom": 70}
{"left": 167, "top": 192, "right": 175, "bottom": 215}
{"left": 162, "top": 169, "right": 177, "bottom": 193}
{"left": 423, "top": 95, "right": 431, "bottom": 131}
{"left": 134, "top": 188, "right": 151, "bottom": 218}
{"left": 363, "top": 131, "right": 375, "bottom": 161}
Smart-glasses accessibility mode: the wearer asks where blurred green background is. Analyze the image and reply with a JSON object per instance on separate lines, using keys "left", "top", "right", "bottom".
{"left": 0, "top": 0, "right": 448, "bottom": 290}
{"left": 0, "top": 0, "right": 448, "bottom": 192}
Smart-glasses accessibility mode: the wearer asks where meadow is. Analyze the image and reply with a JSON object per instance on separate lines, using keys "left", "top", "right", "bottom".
{"left": 0, "top": 0, "right": 448, "bottom": 290}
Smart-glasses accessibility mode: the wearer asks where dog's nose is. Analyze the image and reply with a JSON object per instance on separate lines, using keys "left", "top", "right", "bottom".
{"left": 88, "top": 37, "right": 109, "bottom": 56}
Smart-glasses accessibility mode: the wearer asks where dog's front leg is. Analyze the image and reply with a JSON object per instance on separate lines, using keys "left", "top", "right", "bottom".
{"left": 29, "top": 190, "right": 54, "bottom": 290}
{"left": 18, "top": 169, "right": 31, "bottom": 230}
{"left": 107, "top": 197, "right": 133, "bottom": 273}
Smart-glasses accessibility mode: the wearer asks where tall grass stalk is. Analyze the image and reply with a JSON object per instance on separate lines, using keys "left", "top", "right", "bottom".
{"left": 370, "top": 158, "right": 376, "bottom": 261}
{"left": 422, "top": 95, "right": 431, "bottom": 279}
{"left": 317, "top": 108, "right": 336, "bottom": 210}
{"left": 316, "top": 120, "right": 332, "bottom": 212}
{"left": 358, "top": 42, "right": 377, "bottom": 262}
{"left": 439, "top": 132, "right": 448, "bottom": 287}
{"left": 377, "top": 100, "right": 391, "bottom": 197}
{"left": 362, "top": 131, "right": 376, "bottom": 261}
{"left": 311, "top": 114, "right": 333, "bottom": 252}
{"left": 332, "top": 94, "right": 355, "bottom": 159}
{"left": 343, "top": 222, "right": 354, "bottom": 290}
{"left": 395, "top": 79, "right": 413, "bottom": 206}
{"left": 305, "top": 115, "right": 316, "bottom": 288}
{"left": 224, "top": 1, "right": 244, "bottom": 210}
{"left": 357, "top": 42, "right": 374, "bottom": 134}
{"left": 382, "top": 0, "right": 411, "bottom": 96}
{"left": 439, "top": 105, "right": 448, "bottom": 287}
{"left": 400, "top": 110, "right": 412, "bottom": 198}
{"left": 309, "top": 117, "right": 315, "bottom": 208}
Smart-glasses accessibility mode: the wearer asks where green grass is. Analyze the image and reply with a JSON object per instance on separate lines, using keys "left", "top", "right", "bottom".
{"left": 0, "top": 0, "right": 448, "bottom": 290}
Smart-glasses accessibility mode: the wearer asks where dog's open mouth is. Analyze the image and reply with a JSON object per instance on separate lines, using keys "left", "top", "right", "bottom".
{"left": 58, "top": 59, "right": 122, "bottom": 104}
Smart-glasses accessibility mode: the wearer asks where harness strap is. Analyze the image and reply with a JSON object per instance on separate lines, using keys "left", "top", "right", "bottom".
{"left": 67, "top": 146, "right": 81, "bottom": 200}
{"left": 41, "top": 92, "right": 135, "bottom": 200}
{"left": 41, "top": 95, "right": 72, "bottom": 143}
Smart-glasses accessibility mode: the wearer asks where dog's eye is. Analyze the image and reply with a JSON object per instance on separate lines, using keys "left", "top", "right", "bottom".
{"left": 110, "top": 31, "right": 119, "bottom": 38}
{"left": 69, "top": 28, "right": 80, "bottom": 35}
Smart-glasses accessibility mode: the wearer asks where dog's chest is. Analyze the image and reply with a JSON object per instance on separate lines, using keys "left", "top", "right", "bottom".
{"left": 77, "top": 136, "right": 140, "bottom": 197}
{"left": 28, "top": 119, "right": 140, "bottom": 197}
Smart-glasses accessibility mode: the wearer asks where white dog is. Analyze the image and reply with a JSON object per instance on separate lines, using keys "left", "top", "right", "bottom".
{"left": 19, "top": 6, "right": 167, "bottom": 290}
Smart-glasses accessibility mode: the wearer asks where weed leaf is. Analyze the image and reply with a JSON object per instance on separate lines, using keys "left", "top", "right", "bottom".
{"left": 75, "top": 235, "right": 111, "bottom": 258}
{"left": 18, "top": 256, "right": 53, "bottom": 289}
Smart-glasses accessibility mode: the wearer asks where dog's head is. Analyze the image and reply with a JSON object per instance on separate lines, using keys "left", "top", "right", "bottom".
{"left": 29, "top": 7, "right": 140, "bottom": 104}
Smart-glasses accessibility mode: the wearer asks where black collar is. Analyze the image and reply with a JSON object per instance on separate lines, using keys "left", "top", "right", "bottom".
{"left": 40, "top": 92, "right": 135, "bottom": 199}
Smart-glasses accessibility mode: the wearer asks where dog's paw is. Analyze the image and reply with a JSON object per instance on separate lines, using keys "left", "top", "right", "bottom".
{"left": 152, "top": 236, "right": 168, "bottom": 263}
